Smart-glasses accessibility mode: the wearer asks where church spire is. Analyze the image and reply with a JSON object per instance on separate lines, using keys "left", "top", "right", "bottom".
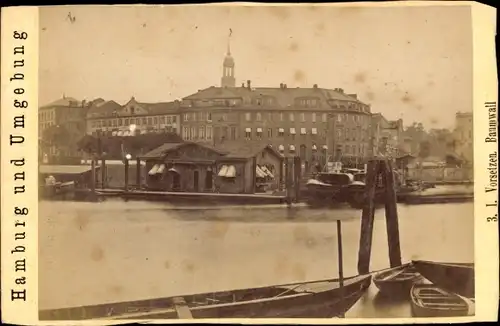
{"left": 221, "top": 28, "right": 235, "bottom": 88}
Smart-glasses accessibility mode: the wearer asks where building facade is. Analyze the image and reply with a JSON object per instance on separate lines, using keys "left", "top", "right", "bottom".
{"left": 453, "top": 111, "right": 473, "bottom": 164}
{"left": 179, "top": 48, "right": 371, "bottom": 171}
{"left": 370, "top": 113, "right": 405, "bottom": 158}
{"left": 86, "top": 97, "right": 181, "bottom": 136}
{"left": 38, "top": 96, "right": 91, "bottom": 161}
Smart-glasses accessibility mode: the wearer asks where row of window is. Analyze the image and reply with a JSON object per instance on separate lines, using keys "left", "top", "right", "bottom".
{"left": 90, "top": 115, "right": 178, "bottom": 128}
{"left": 40, "top": 121, "right": 55, "bottom": 131}
{"left": 274, "top": 144, "right": 366, "bottom": 155}
{"left": 39, "top": 110, "right": 55, "bottom": 122}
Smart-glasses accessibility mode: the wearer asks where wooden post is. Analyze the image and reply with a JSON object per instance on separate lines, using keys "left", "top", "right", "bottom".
{"left": 357, "top": 159, "right": 380, "bottom": 274}
{"left": 124, "top": 159, "right": 129, "bottom": 192}
{"left": 136, "top": 158, "right": 141, "bottom": 189}
{"left": 285, "top": 158, "right": 291, "bottom": 206}
{"left": 90, "top": 158, "right": 96, "bottom": 193}
{"left": 279, "top": 159, "right": 284, "bottom": 191}
{"left": 381, "top": 160, "right": 402, "bottom": 267}
{"left": 293, "top": 156, "right": 301, "bottom": 203}
{"left": 252, "top": 156, "right": 257, "bottom": 194}
{"left": 101, "top": 158, "right": 106, "bottom": 189}
{"left": 337, "top": 219, "right": 345, "bottom": 318}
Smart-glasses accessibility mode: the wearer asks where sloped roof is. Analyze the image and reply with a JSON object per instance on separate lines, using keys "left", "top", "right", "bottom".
{"left": 137, "top": 101, "right": 180, "bottom": 115}
{"left": 87, "top": 100, "right": 122, "bottom": 116}
{"left": 140, "top": 142, "right": 226, "bottom": 159}
{"left": 182, "top": 85, "right": 366, "bottom": 108}
{"left": 215, "top": 141, "right": 283, "bottom": 159}
{"left": 41, "top": 97, "right": 81, "bottom": 108}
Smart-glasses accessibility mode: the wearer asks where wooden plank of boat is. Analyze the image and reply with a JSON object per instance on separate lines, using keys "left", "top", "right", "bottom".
{"left": 39, "top": 274, "right": 372, "bottom": 320}
{"left": 172, "top": 297, "right": 193, "bottom": 319}
{"left": 412, "top": 260, "right": 474, "bottom": 298}
{"left": 410, "top": 284, "right": 470, "bottom": 317}
{"left": 373, "top": 263, "right": 424, "bottom": 296}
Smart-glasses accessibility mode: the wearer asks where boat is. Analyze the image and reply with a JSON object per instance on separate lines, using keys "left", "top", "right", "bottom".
{"left": 39, "top": 274, "right": 372, "bottom": 320}
{"left": 410, "top": 284, "right": 471, "bottom": 317}
{"left": 305, "top": 172, "right": 355, "bottom": 206}
{"left": 373, "top": 263, "right": 425, "bottom": 296}
{"left": 412, "top": 260, "right": 474, "bottom": 298}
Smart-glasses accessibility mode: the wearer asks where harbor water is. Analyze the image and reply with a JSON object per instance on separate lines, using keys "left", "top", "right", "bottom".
{"left": 39, "top": 199, "right": 474, "bottom": 318}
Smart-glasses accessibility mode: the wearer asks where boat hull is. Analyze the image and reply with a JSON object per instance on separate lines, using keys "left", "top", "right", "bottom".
{"left": 40, "top": 275, "right": 372, "bottom": 320}
{"left": 412, "top": 260, "right": 474, "bottom": 298}
{"left": 410, "top": 284, "right": 470, "bottom": 317}
{"left": 373, "top": 264, "right": 424, "bottom": 297}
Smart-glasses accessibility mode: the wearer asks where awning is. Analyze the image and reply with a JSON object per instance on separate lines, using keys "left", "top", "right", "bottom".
{"left": 323, "top": 145, "right": 328, "bottom": 150}
{"left": 278, "top": 128, "right": 285, "bottom": 133}
{"left": 157, "top": 164, "right": 166, "bottom": 174}
{"left": 117, "top": 131, "right": 124, "bottom": 136}
{"left": 123, "top": 130, "right": 130, "bottom": 136}
{"left": 256, "top": 166, "right": 267, "bottom": 178}
{"left": 257, "top": 128, "right": 263, "bottom": 133}
{"left": 311, "top": 128, "right": 318, "bottom": 135}
{"left": 312, "top": 144, "right": 317, "bottom": 151}
{"left": 289, "top": 145, "right": 296, "bottom": 151}
{"left": 245, "top": 128, "right": 251, "bottom": 132}
{"left": 141, "top": 130, "right": 147, "bottom": 135}
{"left": 112, "top": 131, "right": 117, "bottom": 136}
{"left": 218, "top": 165, "right": 229, "bottom": 177}
{"left": 290, "top": 128, "right": 296, "bottom": 135}
{"left": 260, "top": 165, "right": 275, "bottom": 179}
{"left": 168, "top": 167, "right": 179, "bottom": 173}
{"left": 278, "top": 145, "right": 285, "bottom": 152}
{"left": 148, "top": 164, "right": 160, "bottom": 175}
{"left": 225, "top": 165, "right": 236, "bottom": 178}
{"left": 39, "top": 165, "right": 97, "bottom": 175}
{"left": 300, "top": 128, "right": 307, "bottom": 135}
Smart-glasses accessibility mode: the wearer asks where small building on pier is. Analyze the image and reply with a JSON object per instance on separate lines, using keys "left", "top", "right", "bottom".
{"left": 139, "top": 142, "right": 283, "bottom": 194}
{"left": 39, "top": 164, "right": 100, "bottom": 189}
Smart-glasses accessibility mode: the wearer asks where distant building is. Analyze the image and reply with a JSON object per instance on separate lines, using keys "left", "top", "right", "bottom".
{"left": 370, "top": 113, "right": 405, "bottom": 158}
{"left": 179, "top": 42, "right": 371, "bottom": 170}
{"left": 38, "top": 95, "right": 91, "bottom": 161}
{"left": 85, "top": 97, "right": 181, "bottom": 136}
{"left": 453, "top": 112, "right": 473, "bottom": 164}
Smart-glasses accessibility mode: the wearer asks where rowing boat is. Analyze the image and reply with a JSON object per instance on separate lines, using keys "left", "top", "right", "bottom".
{"left": 39, "top": 274, "right": 372, "bottom": 320}
{"left": 373, "top": 263, "right": 424, "bottom": 296}
{"left": 412, "top": 260, "right": 474, "bottom": 298}
{"left": 410, "top": 284, "right": 471, "bottom": 317}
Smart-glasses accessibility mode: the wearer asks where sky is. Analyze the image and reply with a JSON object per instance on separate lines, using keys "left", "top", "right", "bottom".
{"left": 39, "top": 4, "right": 473, "bottom": 129}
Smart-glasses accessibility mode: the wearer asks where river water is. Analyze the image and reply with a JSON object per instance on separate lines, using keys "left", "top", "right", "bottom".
{"left": 39, "top": 199, "right": 474, "bottom": 318}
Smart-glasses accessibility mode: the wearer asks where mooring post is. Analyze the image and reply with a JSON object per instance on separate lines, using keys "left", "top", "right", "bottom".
{"left": 337, "top": 219, "right": 345, "bottom": 318}
{"left": 357, "top": 159, "right": 380, "bottom": 275}
{"left": 90, "top": 158, "right": 96, "bottom": 194}
{"left": 101, "top": 158, "right": 106, "bottom": 189}
{"left": 124, "top": 159, "right": 129, "bottom": 192}
{"left": 294, "top": 156, "right": 301, "bottom": 203}
{"left": 381, "top": 159, "right": 402, "bottom": 267}
{"left": 136, "top": 158, "right": 141, "bottom": 189}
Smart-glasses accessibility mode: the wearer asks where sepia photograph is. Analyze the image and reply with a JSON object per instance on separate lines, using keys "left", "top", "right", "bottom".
{"left": 0, "top": 1, "right": 496, "bottom": 323}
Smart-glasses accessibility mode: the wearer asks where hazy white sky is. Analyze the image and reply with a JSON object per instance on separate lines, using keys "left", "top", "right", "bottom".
{"left": 39, "top": 4, "right": 472, "bottom": 129}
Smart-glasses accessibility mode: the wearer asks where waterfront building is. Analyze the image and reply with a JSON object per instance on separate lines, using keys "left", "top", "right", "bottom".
{"left": 38, "top": 95, "right": 91, "bottom": 162}
{"left": 140, "top": 141, "right": 283, "bottom": 194}
{"left": 179, "top": 41, "right": 371, "bottom": 170}
{"left": 85, "top": 97, "right": 181, "bottom": 136}
{"left": 370, "top": 113, "right": 405, "bottom": 158}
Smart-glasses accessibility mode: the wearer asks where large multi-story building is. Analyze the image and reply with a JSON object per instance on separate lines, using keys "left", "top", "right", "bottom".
{"left": 179, "top": 43, "right": 371, "bottom": 169}
{"left": 453, "top": 111, "right": 473, "bottom": 164}
{"left": 85, "top": 97, "right": 181, "bottom": 136}
{"left": 38, "top": 96, "right": 91, "bottom": 161}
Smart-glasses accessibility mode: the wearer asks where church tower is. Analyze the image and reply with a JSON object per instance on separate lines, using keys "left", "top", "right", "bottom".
{"left": 221, "top": 29, "right": 235, "bottom": 88}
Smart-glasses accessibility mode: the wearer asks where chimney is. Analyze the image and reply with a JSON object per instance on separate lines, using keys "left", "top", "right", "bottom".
{"left": 313, "top": 84, "right": 318, "bottom": 89}
{"left": 242, "top": 82, "right": 245, "bottom": 88}
{"left": 283, "top": 84, "right": 287, "bottom": 89}
{"left": 81, "top": 100, "right": 86, "bottom": 107}
{"left": 247, "top": 80, "right": 251, "bottom": 89}
{"left": 280, "top": 83, "right": 283, "bottom": 89}
{"left": 348, "top": 93, "right": 357, "bottom": 99}
{"left": 339, "top": 88, "right": 344, "bottom": 93}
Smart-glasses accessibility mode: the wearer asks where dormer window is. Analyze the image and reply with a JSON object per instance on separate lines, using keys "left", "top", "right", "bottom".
{"left": 130, "top": 107, "right": 135, "bottom": 115}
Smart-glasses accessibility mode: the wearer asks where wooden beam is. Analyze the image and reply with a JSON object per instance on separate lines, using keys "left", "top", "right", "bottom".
{"left": 381, "top": 160, "right": 402, "bottom": 267}
{"left": 172, "top": 297, "right": 193, "bottom": 319}
{"left": 357, "top": 159, "right": 380, "bottom": 274}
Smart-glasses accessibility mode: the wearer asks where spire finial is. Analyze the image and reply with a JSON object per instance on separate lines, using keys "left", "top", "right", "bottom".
{"left": 227, "top": 28, "right": 233, "bottom": 55}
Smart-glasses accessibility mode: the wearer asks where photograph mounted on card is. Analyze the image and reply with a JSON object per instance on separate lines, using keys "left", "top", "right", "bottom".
{"left": 0, "top": 1, "right": 498, "bottom": 325}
